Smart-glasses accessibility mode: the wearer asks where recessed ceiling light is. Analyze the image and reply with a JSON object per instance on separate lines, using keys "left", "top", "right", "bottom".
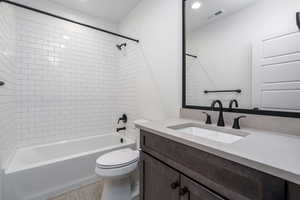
{"left": 192, "top": 1, "right": 202, "bottom": 10}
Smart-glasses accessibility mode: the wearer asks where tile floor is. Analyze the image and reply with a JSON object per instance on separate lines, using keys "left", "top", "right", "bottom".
{"left": 49, "top": 180, "right": 103, "bottom": 200}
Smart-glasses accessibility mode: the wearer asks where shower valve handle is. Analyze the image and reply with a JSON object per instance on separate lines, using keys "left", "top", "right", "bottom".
{"left": 116, "top": 127, "right": 126, "bottom": 132}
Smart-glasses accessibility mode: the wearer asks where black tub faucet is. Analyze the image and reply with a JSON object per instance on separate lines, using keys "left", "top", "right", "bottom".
{"left": 211, "top": 100, "right": 225, "bottom": 127}
{"left": 229, "top": 99, "right": 239, "bottom": 109}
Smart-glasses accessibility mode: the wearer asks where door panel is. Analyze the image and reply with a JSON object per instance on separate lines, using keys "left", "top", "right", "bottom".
{"left": 287, "top": 182, "right": 300, "bottom": 200}
{"left": 140, "top": 152, "right": 180, "bottom": 200}
{"left": 263, "top": 32, "right": 300, "bottom": 58}
{"left": 180, "top": 175, "right": 225, "bottom": 200}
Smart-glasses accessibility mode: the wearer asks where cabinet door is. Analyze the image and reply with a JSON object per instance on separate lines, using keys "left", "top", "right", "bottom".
{"left": 287, "top": 182, "right": 300, "bottom": 200}
{"left": 140, "top": 152, "right": 180, "bottom": 200}
{"left": 180, "top": 175, "right": 225, "bottom": 200}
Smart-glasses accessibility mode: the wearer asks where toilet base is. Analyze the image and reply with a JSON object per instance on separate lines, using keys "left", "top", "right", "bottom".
{"left": 101, "top": 176, "right": 131, "bottom": 200}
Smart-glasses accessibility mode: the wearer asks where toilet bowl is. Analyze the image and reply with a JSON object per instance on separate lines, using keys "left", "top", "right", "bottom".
{"left": 95, "top": 148, "right": 139, "bottom": 200}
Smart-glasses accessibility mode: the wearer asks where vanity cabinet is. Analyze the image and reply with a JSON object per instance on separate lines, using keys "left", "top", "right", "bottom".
{"left": 140, "top": 130, "right": 287, "bottom": 200}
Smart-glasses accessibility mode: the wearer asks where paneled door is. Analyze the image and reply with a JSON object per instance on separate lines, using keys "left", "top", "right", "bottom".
{"left": 252, "top": 31, "right": 300, "bottom": 112}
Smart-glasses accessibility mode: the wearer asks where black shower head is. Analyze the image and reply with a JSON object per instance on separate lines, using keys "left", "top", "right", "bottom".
{"left": 116, "top": 43, "right": 127, "bottom": 50}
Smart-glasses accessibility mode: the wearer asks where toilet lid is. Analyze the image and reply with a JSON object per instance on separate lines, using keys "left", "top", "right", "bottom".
{"left": 96, "top": 148, "right": 139, "bottom": 169}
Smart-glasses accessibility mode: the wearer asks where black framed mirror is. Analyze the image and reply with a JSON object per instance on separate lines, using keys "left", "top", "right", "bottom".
{"left": 182, "top": 0, "right": 300, "bottom": 118}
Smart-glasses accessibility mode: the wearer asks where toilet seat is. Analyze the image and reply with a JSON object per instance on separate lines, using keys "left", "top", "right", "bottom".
{"left": 95, "top": 161, "right": 138, "bottom": 178}
{"left": 95, "top": 148, "right": 139, "bottom": 178}
{"left": 96, "top": 148, "right": 139, "bottom": 169}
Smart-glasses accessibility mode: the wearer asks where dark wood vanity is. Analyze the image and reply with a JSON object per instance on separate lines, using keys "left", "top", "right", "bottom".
{"left": 139, "top": 130, "right": 300, "bottom": 200}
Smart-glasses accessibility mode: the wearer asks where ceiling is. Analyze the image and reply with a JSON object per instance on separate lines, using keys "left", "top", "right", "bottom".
{"left": 186, "top": 0, "right": 259, "bottom": 32}
{"left": 50, "top": 0, "right": 140, "bottom": 22}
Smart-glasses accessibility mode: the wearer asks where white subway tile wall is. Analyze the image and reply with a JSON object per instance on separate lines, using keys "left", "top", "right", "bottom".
{"left": 0, "top": 4, "right": 143, "bottom": 151}
{"left": 14, "top": 7, "right": 120, "bottom": 147}
{"left": 0, "top": 4, "right": 17, "bottom": 167}
{"left": 117, "top": 42, "right": 142, "bottom": 141}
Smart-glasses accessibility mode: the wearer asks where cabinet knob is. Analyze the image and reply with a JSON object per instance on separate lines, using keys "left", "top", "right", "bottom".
{"left": 170, "top": 181, "right": 180, "bottom": 189}
{"left": 179, "top": 187, "right": 189, "bottom": 196}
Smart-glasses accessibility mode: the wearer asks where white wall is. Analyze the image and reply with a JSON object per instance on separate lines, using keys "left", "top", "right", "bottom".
{"left": 0, "top": 3, "right": 17, "bottom": 200}
{"left": 118, "top": 0, "right": 182, "bottom": 121}
{"left": 186, "top": 0, "right": 300, "bottom": 108}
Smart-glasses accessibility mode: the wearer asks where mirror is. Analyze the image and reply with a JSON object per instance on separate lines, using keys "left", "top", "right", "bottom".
{"left": 183, "top": 0, "right": 300, "bottom": 117}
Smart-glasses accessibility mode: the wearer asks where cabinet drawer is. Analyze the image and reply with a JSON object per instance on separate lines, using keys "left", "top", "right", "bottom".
{"left": 141, "top": 130, "right": 285, "bottom": 200}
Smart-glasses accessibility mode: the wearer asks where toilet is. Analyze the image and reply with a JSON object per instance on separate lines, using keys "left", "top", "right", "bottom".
{"left": 95, "top": 148, "right": 139, "bottom": 200}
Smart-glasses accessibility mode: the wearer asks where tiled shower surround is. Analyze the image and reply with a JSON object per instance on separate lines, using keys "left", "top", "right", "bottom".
{"left": 0, "top": 4, "right": 142, "bottom": 150}
{"left": 0, "top": 4, "right": 17, "bottom": 167}
{"left": 15, "top": 8, "right": 120, "bottom": 147}
{"left": 117, "top": 42, "right": 142, "bottom": 141}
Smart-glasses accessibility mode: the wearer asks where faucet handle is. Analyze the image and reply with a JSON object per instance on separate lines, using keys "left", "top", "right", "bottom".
{"left": 202, "top": 112, "right": 212, "bottom": 124}
{"left": 232, "top": 116, "right": 246, "bottom": 129}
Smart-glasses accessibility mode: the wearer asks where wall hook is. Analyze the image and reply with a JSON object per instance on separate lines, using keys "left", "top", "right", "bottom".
{"left": 0, "top": 81, "right": 5, "bottom": 86}
{"left": 297, "top": 12, "right": 300, "bottom": 31}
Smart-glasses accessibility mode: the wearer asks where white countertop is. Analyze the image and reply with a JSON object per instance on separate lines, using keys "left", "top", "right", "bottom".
{"left": 135, "top": 118, "right": 300, "bottom": 185}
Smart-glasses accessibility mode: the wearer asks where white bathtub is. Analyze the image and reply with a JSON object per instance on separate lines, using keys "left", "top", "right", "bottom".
{"left": 4, "top": 134, "right": 135, "bottom": 200}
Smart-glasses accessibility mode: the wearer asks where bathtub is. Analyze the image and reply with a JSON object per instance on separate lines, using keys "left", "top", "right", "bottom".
{"left": 4, "top": 134, "right": 135, "bottom": 200}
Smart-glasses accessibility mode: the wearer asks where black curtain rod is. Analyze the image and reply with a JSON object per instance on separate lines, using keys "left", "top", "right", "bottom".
{"left": 0, "top": 0, "right": 140, "bottom": 43}
{"left": 186, "top": 53, "right": 197, "bottom": 58}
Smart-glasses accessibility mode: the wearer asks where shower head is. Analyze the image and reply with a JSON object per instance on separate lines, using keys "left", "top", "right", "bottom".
{"left": 116, "top": 43, "right": 127, "bottom": 50}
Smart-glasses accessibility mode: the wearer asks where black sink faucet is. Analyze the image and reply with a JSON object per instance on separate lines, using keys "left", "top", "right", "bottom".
{"left": 211, "top": 100, "right": 225, "bottom": 127}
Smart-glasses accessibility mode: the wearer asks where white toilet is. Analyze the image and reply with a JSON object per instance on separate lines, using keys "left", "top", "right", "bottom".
{"left": 95, "top": 148, "right": 139, "bottom": 200}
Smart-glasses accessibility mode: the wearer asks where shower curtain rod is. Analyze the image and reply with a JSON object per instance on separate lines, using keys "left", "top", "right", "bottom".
{"left": 0, "top": 0, "right": 140, "bottom": 43}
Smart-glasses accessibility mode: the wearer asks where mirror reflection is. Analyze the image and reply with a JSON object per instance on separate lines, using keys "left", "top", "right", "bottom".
{"left": 185, "top": 0, "right": 300, "bottom": 112}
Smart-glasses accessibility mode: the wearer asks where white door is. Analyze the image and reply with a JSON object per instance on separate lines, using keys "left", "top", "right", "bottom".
{"left": 252, "top": 31, "right": 300, "bottom": 112}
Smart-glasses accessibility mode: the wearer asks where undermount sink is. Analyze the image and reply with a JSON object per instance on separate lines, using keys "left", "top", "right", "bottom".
{"left": 168, "top": 123, "right": 249, "bottom": 144}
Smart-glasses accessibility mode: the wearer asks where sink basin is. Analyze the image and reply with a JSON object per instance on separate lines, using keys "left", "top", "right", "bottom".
{"left": 169, "top": 123, "right": 249, "bottom": 144}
